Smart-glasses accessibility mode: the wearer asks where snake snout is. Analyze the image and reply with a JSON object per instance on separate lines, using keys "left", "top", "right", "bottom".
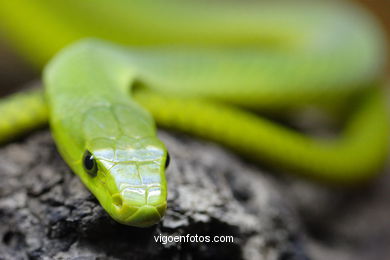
{"left": 110, "top": 185, "right": 166, "bottom": 227}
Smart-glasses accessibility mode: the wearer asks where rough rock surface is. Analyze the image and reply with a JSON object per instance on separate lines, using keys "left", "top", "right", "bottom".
{"left": 0, "top": 130, "right": 309, "bottom": 260}
{"left": 292, "top": 170, "right": 390, "bottom": 260}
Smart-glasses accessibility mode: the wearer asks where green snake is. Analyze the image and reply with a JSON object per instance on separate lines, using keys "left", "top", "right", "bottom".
{"left": 0, "top": 0, "right": 389, "bottom": 227}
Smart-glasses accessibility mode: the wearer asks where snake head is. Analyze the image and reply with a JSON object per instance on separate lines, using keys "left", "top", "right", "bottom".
{"left": 81, "top": 136, "right": 168, "bottom": 227}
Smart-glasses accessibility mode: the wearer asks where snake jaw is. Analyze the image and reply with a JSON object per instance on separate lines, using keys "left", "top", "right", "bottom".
{"left": 109, "top": 184, "right": 166, "bottom": 227}
{"left": 124, "top": 205, "right": 165, "bottom": 227}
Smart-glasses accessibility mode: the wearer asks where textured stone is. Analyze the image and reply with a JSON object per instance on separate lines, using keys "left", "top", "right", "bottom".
{"left": 0, "top": 131, "right": 307, "bottom": 260}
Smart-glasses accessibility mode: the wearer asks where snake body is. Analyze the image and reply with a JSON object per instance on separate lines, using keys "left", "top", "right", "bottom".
{"left": 0, "top": 0, "right": 388, "bottom": 227}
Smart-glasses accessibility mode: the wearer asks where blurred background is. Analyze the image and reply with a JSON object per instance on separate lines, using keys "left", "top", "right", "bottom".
{"left": 0, "top": 1, "right": 389, "bottom": 260}
{"left": 0, "top": 0, "right": 389, "bottom": 95}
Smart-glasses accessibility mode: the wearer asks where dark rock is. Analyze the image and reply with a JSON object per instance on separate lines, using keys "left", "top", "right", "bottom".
{"left": 0, "top": 131, "right": 307, "bottom": 260}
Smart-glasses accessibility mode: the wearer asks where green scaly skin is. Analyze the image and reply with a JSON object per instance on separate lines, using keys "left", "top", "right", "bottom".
{"left": 0, "top": 0, "right": 389, "bottom": 227}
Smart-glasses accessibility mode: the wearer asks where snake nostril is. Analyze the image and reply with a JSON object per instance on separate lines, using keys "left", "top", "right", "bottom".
{"left": 112, "top": 195, "right": 123, "bottom": 208}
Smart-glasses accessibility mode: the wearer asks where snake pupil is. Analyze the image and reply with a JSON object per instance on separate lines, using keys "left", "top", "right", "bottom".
{"left": 83, "top": 150, "right": 97, "bottom": 176}
{"left": 165, "top": 152, "right": 170, "bottom": 169}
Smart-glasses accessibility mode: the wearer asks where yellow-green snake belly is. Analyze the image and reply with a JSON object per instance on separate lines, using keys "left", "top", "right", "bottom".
{"left": 0, "top": 0, "right": 388, "bottom": 227}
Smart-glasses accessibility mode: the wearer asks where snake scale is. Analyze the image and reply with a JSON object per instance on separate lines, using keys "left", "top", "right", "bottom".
{"left": 0, "top": 0, "right": 388, "bottom": 227}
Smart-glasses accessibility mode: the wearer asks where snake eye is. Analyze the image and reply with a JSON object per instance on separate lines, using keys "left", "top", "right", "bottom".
{"left": 83, "top": 150, "right": 98, "bottom": 177}
{"left": 165, "top": 152, "right": 170, "bottom": 169}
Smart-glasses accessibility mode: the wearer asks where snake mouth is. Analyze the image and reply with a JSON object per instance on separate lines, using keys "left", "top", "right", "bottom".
{"left": 110, "top": 185, "right": 166, "bottom": 227}
{"left": 111, "top": 195, "right": 166, "bottom": 227}
{"left": 124, "top": 205, "right": 165, "bottom": 227}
